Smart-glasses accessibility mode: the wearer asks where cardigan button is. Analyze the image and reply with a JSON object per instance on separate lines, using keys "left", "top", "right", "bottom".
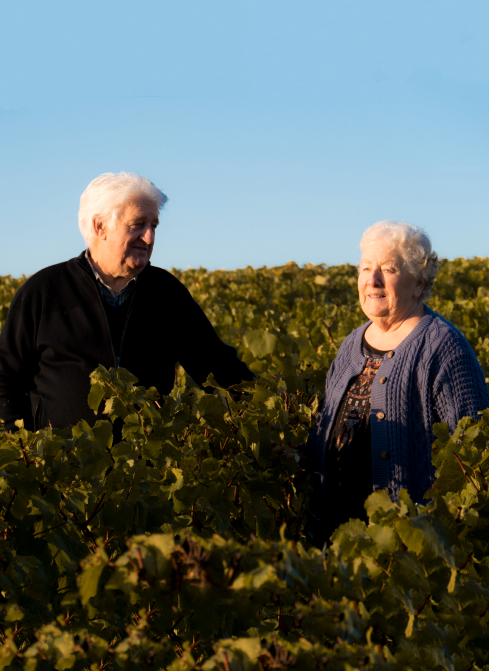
{"left": 379, "top": 376, "right": 387, "bottom": 384}
{"left": 376, "top": 411, "right": 385, "bottom": 420}
{"left": 387, "top": 351, "right": 394, "bottom": 358}
{"left": 380, "top": 450, "right": 390, "bottom": 460}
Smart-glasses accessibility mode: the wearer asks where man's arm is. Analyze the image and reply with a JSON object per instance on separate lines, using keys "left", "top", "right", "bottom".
{"left": 0, "top": 291, "right": 37, "bottom": 430}
{"left": 177, "top": 298, "right": 254, "bottom": 389}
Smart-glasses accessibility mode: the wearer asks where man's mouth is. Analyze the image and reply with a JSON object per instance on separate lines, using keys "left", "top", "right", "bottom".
{"left": 367, "top": 294, "right": 386, "bottom": 298}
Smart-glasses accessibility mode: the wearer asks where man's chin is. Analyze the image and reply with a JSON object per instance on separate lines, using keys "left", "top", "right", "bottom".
{"left": 126, "top": 255, "right": 150, "bottom": 272}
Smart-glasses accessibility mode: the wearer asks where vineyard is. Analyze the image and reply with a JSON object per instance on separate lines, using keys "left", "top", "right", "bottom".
{"left": 0, "top": 258, "right": 489, "bottom": 670}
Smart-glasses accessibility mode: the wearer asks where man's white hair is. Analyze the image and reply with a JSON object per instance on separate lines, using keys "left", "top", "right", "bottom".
{"left": 78, "top": 172, "right": 168, "bottom": 247}
{"left": 359, "top": 220, "right": 440, "bottom": 302}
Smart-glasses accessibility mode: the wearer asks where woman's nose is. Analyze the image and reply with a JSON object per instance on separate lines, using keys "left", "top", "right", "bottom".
{"left": 367, "top": 269, "right": 383, "bottom": 285}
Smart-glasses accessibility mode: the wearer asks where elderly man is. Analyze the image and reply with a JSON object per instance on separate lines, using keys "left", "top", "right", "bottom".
{"left": 0, "top": 172, "right": 253, "bottom": 431}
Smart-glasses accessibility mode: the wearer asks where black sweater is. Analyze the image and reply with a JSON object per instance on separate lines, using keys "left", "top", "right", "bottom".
{"left": 0, "top": 252, "right": 253, "bottom": 431}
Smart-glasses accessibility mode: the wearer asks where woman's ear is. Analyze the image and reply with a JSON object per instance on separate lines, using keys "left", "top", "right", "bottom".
{"left": 414, "top": 278, "right": 426, "bottom": 299}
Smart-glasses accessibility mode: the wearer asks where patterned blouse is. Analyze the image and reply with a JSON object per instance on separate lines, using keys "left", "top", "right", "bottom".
{"left": 322, "top": 337, "right": 387, "bottom": 538}
{"left": 329, "top": 348, "right": 384, "bottom": 451}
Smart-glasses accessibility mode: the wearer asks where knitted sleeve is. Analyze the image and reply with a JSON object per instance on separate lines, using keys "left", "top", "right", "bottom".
{"left": 303, "top": 355, "right": 339, "bottom": 458}
{"left": 432, "top": 329, "right": 489, "bottom": 432}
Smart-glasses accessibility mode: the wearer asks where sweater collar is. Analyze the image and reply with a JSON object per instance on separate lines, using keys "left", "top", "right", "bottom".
{"left": 352, "top": 305, "right": 436, "bottom": 362}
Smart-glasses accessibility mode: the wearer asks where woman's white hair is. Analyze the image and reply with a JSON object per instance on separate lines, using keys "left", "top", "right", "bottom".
{"left": 359, "top": 220, "right": 440, "bottom": 302}
{"left": 78, "top": 172, "right": 168, "bottom": 247}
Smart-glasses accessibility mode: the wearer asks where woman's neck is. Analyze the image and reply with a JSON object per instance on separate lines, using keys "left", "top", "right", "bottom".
{"left": 364, "top": 303, "right": 425, "bottom": 350}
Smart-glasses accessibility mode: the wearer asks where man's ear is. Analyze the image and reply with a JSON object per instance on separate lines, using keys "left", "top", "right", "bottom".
{"left": 92, "top": 217, "right": 107, "bottom": 241}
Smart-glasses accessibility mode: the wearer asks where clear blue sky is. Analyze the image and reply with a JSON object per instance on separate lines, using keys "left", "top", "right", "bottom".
{"left": 1, "top": 1, "right": 488, "bottom": 276}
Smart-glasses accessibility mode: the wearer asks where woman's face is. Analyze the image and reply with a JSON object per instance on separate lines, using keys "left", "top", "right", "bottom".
{"left": 358, "top": 241, "right": 424, "bottom": 324}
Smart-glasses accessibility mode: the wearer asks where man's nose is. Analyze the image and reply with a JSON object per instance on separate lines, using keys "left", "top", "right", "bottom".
{"left": 140, "top": 225, "right": 155, "bottom": 245}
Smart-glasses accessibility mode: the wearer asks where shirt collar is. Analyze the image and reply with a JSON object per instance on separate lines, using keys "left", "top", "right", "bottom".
{"left": 85, "top": 250, "right": 138, "bottom": 298}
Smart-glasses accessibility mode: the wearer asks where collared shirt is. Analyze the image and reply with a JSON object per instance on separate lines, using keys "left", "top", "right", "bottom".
{"left": 84, "top": 250, "right": 137, "bottom": 307}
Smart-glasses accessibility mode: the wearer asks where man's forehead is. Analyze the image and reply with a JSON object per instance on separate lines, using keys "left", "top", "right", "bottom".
{"left": 122, "top": 198, "right": 159, "bottom": 218}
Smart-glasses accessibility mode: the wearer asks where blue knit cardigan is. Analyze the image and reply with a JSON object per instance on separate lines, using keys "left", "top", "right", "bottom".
{"left": 309, "top": 306, "right": 489, "bottom": 505}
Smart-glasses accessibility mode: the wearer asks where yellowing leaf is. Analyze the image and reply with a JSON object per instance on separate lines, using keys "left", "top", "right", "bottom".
{"left": 243, "top": 330, "right": 278, "bottom": 358}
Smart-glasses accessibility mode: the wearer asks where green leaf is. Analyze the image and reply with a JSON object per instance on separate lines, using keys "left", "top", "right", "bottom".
{"left": 364, "top": 489, "right": 396, "bottom": 522}
{"left": 368, "top": 524, "right": 398, "bottom": 553}
{"left": 0, "top": 445, "right": 19, "bottom": 468}
{"left": 198, "top": 394, "right": 226, "bottom": 426}
{"left": 87, "top": 382, "right": 105, "bottom": 413}
{"left": 78, "top": 549, "right": 108, "bottom": 605}
{"left": 396, "top": 518, "right": 425, "bottom": 555}
{"left": 243, "top": 330, "right": 278, "bottom": 358}
{"left": 232, "top": 564, "right": 281, "bottom": 590}
{"left": 433, "top": 422, "right": 451, "bottom": 443}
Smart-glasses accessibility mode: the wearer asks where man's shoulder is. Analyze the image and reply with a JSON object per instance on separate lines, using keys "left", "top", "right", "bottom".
{"left": 14, "top": 258, "right": 78, "bottom": 299}
{"left": 143, "top": 265, "right": 192, "bottom": 297}
{"left": 13, "top": 259, "right": 71, "bottom": 294}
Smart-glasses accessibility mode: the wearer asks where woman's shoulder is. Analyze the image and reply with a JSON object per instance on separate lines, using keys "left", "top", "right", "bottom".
{"left": 421, "top": 306, "right": 477, "bottom": 359}
{"left": 334, "top": 322, "right": 369, "bottom": 360}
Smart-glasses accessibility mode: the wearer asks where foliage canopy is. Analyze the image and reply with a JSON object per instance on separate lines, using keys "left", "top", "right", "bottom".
{"left": 0, "top": 258, "right": 489, "bottom": 670}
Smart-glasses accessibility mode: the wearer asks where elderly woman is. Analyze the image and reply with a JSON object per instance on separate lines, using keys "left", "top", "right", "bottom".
{"left": 307, "top": 221, "right": 489, "bottom": 544}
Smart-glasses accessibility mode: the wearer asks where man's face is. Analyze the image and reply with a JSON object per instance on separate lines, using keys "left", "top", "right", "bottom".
{"left": 104, "top": 197, "right": 160, "bottom": 276}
